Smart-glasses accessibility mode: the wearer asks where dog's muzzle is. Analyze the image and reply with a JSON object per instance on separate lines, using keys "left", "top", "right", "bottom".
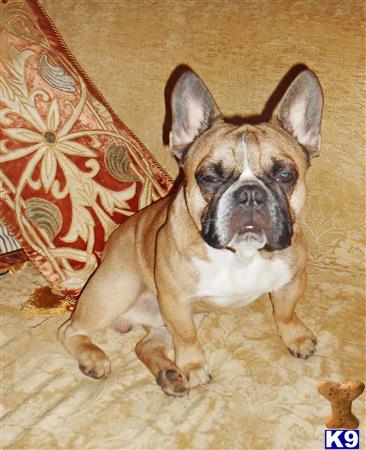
{"left": 224, "top": 181, "right": 269, "bottom": 249}
{"left": 201, "top": 179, "right": 293, "bottom": 252}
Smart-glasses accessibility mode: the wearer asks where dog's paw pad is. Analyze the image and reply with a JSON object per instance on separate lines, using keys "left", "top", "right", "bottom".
{"left": 156, "top": 368, "right": 189, "bottom": 397}
{"left": 287, "top": 336, "right": 317, "bottom": 360}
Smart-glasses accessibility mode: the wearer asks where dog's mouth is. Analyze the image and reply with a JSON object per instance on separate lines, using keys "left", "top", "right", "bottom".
{"left": 230, "top": 230, "right": 267, "bottom": 247}
{"left": 201, "top": 209, "right": 269, "bottom": 251}
{"left": 238, "top": 223, "right": 259, "bottom": 234}
{"left": 225, "top": 224, "right": 267, "bottom": 258}
{"left": 201, "top": 189, "right": 293, "bottom": 253}
{"left": 225, "top": 231, "right": 267, "bottom": 262}
{"left": 229, "top": 212, "right": 267, "bottom": 242}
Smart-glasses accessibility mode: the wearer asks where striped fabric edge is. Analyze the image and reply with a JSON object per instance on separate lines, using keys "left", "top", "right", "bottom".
{"left": 0, "top": 223, "right": 21, "bottom": 254}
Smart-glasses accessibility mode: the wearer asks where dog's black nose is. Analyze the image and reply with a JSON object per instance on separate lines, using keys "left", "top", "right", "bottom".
{"left": 235, "top": 182, "right": 267, "bottom": 207}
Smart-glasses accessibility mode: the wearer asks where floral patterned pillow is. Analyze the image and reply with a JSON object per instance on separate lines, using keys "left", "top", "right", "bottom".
{"left": 0, "top": 0, "right": 173, "bottom": 298}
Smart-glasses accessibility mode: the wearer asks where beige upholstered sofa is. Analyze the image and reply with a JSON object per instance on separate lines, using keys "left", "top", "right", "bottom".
{"left": 1, "top": 1, "right": 364, "bottom": 448}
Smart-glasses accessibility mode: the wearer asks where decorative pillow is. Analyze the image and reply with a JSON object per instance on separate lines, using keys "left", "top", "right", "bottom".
{"left": 0, "top": 0, "right": 173, "bottom": 298}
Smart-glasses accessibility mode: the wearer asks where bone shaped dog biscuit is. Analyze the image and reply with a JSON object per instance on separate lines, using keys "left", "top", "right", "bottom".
{"left": 318, "top": 380, "right": 365, "bottom": 429}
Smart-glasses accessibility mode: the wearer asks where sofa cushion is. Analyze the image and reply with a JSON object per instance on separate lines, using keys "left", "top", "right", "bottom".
{"left": 0, "top": 0, "right": 173, "bottom": 298}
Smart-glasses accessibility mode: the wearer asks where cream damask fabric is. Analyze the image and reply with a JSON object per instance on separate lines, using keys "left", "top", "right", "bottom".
{"left": 1, "top": 0, "right": 365, "bottom": 449}
{"left": 1, "top": 263, "right": 365, "bottom": 449}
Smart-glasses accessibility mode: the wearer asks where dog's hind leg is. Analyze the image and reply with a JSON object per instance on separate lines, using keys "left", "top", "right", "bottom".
{"left": 135, "top": 327, "right": 190, "bottom": 397}
{"left": 59, "top": 259, "right": 143, "bottom": 379}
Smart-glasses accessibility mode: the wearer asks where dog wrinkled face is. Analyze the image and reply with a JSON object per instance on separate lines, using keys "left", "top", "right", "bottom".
{"left": 196, "top": 130, "right": 298, "bottom": 252}
{"left": 169, "top": 69, "right": 323, "bottom": 253}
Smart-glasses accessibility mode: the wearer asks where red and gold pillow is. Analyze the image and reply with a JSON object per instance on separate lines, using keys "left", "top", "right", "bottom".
{"left": 0, "top": 0, "right": 173, "bottom": 298}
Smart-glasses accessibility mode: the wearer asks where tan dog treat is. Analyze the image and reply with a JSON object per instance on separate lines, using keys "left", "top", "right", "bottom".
{"left": 318, "top": 380, "right": 365, "bottom": 429}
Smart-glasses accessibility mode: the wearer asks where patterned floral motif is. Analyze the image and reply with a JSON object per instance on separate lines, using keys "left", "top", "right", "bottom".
{"left": 0, "top": 0, "right": 173, "bottom": 296}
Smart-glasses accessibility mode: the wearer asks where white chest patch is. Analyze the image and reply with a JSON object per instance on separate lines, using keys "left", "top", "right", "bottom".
{"left": 192, "top": 244, "right": 292, "bottom": 308}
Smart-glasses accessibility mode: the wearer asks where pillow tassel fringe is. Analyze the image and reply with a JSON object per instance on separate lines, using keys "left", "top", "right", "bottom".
{"left": 22, "top": 286, "right": 76, "bottom": 316}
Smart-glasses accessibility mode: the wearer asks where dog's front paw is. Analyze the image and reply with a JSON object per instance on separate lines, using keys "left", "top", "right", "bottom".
{"left": 78, "top": 344, "right": 111, "bottom": 379}
{"left": 156, "top": 368, "right": 190, "bottom": 397}
{"left": 287, "top": 335, "right": 317, "bottom": 359}
{"left": 185, "top": 363, "right": 212, "bottom": 388}
{"left": 282, "top": 325, "right": 317, "bottom": 360}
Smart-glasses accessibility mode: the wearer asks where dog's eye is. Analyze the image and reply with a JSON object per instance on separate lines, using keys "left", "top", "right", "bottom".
{"left": 196, "top": 163, "right": 229, "bottom": 186}
{"left": 200, "top": 175, "right": 220, "bottom": 184}
{"left": 277, "top": 171, "right": 294, "bottom": 183}
{"left": 271, "top": 164, "right": 297, "bottom": 184}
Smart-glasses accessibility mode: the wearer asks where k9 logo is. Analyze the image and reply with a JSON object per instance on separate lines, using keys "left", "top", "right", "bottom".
{"left": 324, "top": 430, "right": 360, "bottom": 449}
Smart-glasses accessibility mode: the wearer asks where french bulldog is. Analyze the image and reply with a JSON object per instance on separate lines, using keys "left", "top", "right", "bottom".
{"left": 59, "top": 67, "right": 323, "bottom": 397}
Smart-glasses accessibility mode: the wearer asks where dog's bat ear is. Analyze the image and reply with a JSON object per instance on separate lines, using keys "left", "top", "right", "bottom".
{"left": 272, "top": 69, "right": 324, "bottom": 159}
{"left": 170, "top": 71, "right": 222, "bottom": 165}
